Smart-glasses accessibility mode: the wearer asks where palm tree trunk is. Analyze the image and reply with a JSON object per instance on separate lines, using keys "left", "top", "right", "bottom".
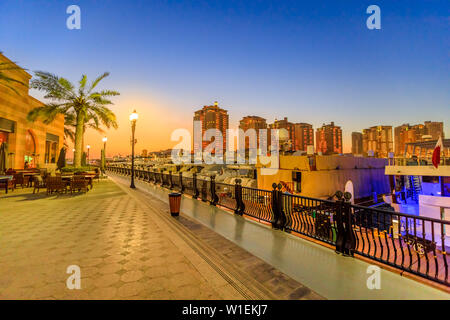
{"left": 74, "top": 112, "right": 85, "bottom": 167}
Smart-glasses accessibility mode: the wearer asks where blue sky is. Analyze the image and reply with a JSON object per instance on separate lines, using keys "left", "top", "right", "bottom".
{"left": 0, "top": 0, "right": 449, "bottom": 154}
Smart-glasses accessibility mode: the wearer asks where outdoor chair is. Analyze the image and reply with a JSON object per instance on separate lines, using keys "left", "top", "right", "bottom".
{"left": 39, "top": 168, "right": 48, "bottom": 177}
{"left": 0, "top": 178, "right": 15, "bottom": 193}
{"left": 33, "top": 175, "right": 46, "bottom": 194}
{"left": 70, "top": 176, "right": 89, "bottom": 193}
{"left": 13, "top": 173, "right": 30, "bottom": 188}
{"left": 46, "top": 176, "right": 65, "bottom": 194}
{"left": 94, "top": 168, "right": 100, "bottom": 181}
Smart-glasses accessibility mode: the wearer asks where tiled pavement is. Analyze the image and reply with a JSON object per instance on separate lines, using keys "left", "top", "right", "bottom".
{"left": 0, "top": 178, "right": 323, "bottom": 300}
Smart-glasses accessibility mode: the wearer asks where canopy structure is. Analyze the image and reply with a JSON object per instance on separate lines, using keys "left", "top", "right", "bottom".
{"left": 404, "top": 139, "right": 450, "bottom": 157}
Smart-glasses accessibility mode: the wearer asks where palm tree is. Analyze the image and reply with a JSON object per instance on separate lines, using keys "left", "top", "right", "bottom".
{"left": 27, "top": 71, "right": 119, "bottom": 167}
{"left": 0, "top": 52, "right": 26, "bottom": 94}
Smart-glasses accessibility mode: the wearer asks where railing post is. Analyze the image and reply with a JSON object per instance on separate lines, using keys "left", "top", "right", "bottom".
{"left": 334, "top": 191, "right": 355, "bottom": 256}
{"left": 271, "top": 183, "right": 278, "bottom": 228}
{"left": 179, "top": 172, "right": 184, "bottom": 193}
{"left": 343, "top": 194, "right": 356, "bottom": 256}
{"left": 201, "top": 179, "right": 208, "bottom": 202}
{"left": 278, "top": 184, "right": 286, "bottom": 229}
{"left": 193, "top": 172, "right": 199, "bottom": 199}
{"left": 234, "top": 179, "right": 244, "bottom": 215}
{"left": 169, "top": 171, "right": 173, "bottom": 189}
{"left": 334, "top": 192, "right": 345, "bottom": 254}
{"left": 210, "top": 175, "right": 218, "bottom": 206}
{"left": 271, "top": 183, "right": 285, "bottom": 229}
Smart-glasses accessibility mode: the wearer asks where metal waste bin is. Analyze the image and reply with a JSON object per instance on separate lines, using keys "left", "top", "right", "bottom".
{"left": 168, "top": 192, "right": 181, "bottom": 216}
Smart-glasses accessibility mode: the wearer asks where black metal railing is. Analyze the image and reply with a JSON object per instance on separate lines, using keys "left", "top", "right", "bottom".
{"left": 105, "top": 165, "right": 450, "bottom": 287}
{"left": 351, "top": 204, "right": 449, "bottom": 286}
{"left": 215, "top": 182, "right": 237, "bottom": 211}
{"left": 283, "top": 192, "right": 338, "bottom": 245}
{"left": 242, "top": 186, "right": 273, "bottom": 223}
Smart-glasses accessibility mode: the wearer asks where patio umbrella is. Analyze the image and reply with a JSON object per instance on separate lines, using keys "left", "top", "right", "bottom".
{"left": 0, "top": 142, "right": 7, "bottom": 174}
{"left": 56, "top": 147, "right": 66, "bottom": 170}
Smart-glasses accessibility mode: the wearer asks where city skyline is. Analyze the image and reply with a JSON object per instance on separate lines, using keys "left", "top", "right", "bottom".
{"left": 106, "top": 104, "right": 446, "bottom": 159}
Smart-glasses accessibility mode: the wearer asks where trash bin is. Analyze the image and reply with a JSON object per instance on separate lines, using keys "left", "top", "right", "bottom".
{"left": 168, "top": 192, "right": 181, "bottom": 216}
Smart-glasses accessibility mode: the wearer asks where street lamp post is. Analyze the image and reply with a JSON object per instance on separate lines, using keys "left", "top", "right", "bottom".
{"left": 86, "top": 145, "right": 91, "bottom": 166}
{"left": 129, "top": 110, "right": 138, "bottom": 188}
{"left": 102, "top": 137, "right": 108, "bottom": 175}
{"left": 102, "top": 137, "right": 108, "bottom": 154}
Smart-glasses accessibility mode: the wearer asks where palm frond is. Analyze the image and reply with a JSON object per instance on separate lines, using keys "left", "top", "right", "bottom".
{"left": 26, "top": 103, "right": 66, "bottom": 124}
{"left": 88, "top": 72, "right": 110, "bottom": 92}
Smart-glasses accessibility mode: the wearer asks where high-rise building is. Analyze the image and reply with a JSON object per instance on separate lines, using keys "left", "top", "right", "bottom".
{"left": 362, "top": 125, "right": 393, "bottom": 158}
{"left": 351, "top": 132, "right": 363, "bottom": 155}
{"left": 239, "top": 116, "right": 267, "bottom": 151}
{"left": 293, "top": 123, "right": 314, "bottom": 152}
{"left": 424, "top": 121, "right": 444, "bottom": 140}
{"left": 394, "top": 121, "right": 444, "bottom": 155}
{"left": 269, "top": 117, "right": 295, "bottom": 152}
{"left": 193, "top": 101, "right": 229, "bottom": 153}
{"left": 316, "top": 122, "right": 343, "bottom": 155}
{"left": 394, "top": 124, "right": 416, "bottom": 156}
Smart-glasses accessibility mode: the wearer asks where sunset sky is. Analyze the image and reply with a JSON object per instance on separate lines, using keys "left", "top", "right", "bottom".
{"left": 1, "top": 0, "right": 448, "bottom": 158}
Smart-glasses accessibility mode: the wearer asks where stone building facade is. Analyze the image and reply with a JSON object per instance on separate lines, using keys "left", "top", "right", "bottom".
{"left": 0, "top": 53, "right": 64, "bottom": 170}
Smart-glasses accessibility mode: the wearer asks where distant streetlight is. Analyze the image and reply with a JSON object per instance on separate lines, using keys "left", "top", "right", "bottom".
{"left": 102, "top": 137, "right": 108, "bottom": 156}
{"left": 129, "top": 110, "right": 138, "bottom": 188}
{"left": 87, "top": 145, "right": 90, "bottom": 165}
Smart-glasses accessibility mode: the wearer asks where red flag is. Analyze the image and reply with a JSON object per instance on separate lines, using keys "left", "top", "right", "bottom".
{"left": 432, "top": 136, "right": 443, "bottom": 168}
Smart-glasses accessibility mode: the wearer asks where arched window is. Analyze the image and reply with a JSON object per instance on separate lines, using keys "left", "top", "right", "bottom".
{"left": 24, "top": 130, "right": 36, "bottom": 168}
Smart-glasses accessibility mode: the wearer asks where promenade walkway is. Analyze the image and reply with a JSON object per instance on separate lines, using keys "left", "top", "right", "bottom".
{"left": 0, "top": 178, "right": 321, "bottom": 300}
{"left": 110, "top": 174, "right": 450, "bottom": 300}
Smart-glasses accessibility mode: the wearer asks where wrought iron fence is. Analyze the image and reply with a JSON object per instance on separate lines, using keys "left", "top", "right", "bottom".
{"left": 105, "top": 165, "right": 450, "bottom": 287}
{"left": 216, "top": 182, "right": 237, "bottom": 211}
{"left": 283, "top": 193, "right": 338, "bottom": 245}
{"left": 351, "top": 204, "right": 449, "bottom": 286}
{"left": 242, "top": 186, "right": 273, "bottom": 223}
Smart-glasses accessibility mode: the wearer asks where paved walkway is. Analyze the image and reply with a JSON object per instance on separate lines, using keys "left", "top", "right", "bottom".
{"left": 112, "top": 174, "right": 450, "bottom": 300}
{"left": 0, "top": 178, "right": 321, "bottom": 300}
